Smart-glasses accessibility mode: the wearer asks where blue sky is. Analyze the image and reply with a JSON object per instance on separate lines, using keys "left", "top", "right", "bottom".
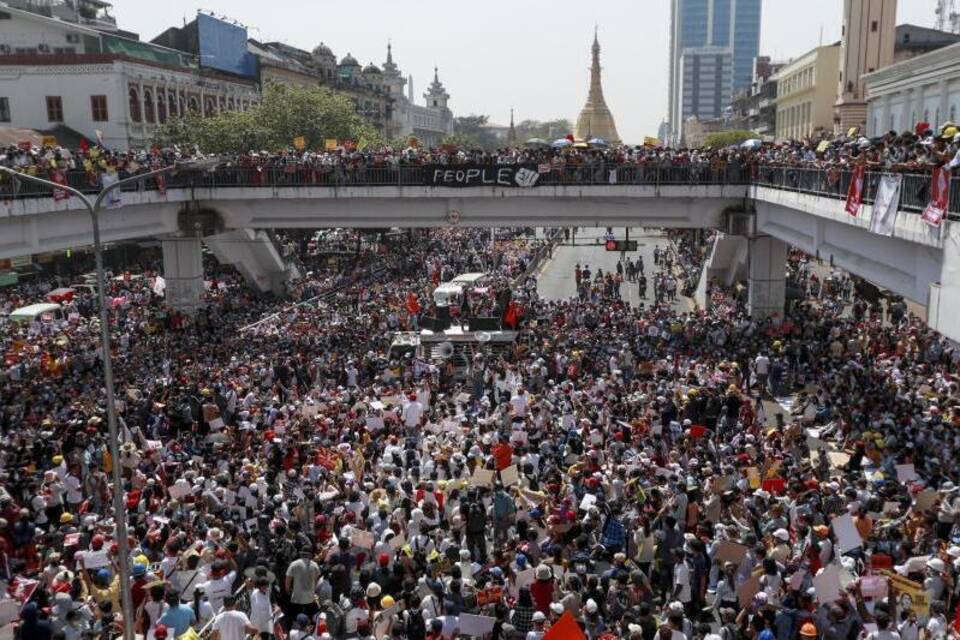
{"left": 114, "top": 0, "right": 936, "bottom": 143}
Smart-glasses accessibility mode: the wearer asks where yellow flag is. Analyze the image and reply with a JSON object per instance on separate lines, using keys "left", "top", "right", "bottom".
{"left": 293, "top": 136, "right": 306, "bottom": 150}
{"left": 177, "top": 628, "right": 202, "bottom": 640}
{"left": 324, "top": 138, "right": 338, "bottom": 151}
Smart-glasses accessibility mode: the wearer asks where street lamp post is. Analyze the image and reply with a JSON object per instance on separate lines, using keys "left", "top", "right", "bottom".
{"left": 0, "top": 164, "right": 184, "bottom": 640}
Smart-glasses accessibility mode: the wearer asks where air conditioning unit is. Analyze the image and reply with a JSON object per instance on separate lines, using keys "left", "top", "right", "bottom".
{"left": 65, "top": 34, "right": 80, "bottom": 44}
{"left": 726, "top": 210, "right": 756, "bottom": 237}
{"left": 37, "top": 43, "right": 51, "bottom": 53}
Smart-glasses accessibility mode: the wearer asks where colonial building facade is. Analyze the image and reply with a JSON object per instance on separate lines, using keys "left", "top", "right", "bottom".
{"left": 0, "top": 4, "right": 257, "bottom": 149}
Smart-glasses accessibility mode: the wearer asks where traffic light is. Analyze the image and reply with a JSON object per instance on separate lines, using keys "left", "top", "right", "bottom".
{"left": 605, "top": 240, "right": 638, "bottom": 252}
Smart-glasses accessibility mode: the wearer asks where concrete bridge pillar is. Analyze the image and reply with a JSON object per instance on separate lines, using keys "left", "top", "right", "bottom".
{"left": 748, "top": 235, "right": 788, "bottom": 323}
{"left": 161, "top": 236, "right": 205, "bottom": 314}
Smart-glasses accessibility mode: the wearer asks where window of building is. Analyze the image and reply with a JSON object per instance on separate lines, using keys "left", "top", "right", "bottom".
{"left": 168, "top": 93, "right": 177, "bottom": 118}
{"left": 143, "top": 89, "right": 155, "bottom": 124}
{"left": 128, "top": 88, "right": 141, "bottom": 122}
{"left": 157, "top": 90, "right": 166, "bottom": 123}
{"left": 935, "top": 108, "right": 940, "bottom": 126}
{"left": 871, "top": 20, "right": 878, "bottom": 32}
{"left": 45, "top": 96, "right": 63, "bottom": 122}
{"left": 0, "top": 97, "right": 9, "bottom": 122}
{"left": 952, "top": 105, "right": 957, "bottom": 122}
{"left": 90, "top": 95, "right": 107, "bottom": 121}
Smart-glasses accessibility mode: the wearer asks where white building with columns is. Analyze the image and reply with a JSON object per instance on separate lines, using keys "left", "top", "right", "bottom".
{"left": 0, "top": 5, "right": 258, "bottom": 149}
{"left": 864, "top": 41, "right": 960, "bottom": 136}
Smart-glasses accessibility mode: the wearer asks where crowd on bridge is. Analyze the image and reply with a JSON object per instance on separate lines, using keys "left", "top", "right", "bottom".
{"left": 2, "top": 121, "right": 960, "bottom": 199}
{"left": 2, "top": 216, "right": 960, "bottom": 640}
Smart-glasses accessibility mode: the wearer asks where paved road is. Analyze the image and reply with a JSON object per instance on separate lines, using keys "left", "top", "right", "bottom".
{"left": 537, "top": 227, "right": 692, "bottom": 312}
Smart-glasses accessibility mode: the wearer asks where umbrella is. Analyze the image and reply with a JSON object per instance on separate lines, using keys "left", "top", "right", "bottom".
{"left": 588, "top": 137, "right": 608, "bottom": 147}
{"left": 740, "top": 139, "right": 762, "bottom": 149}
{"left": 525, "top": 138, "right": 549, "bottom": 147}
{"left": 551, "top": 138, "right": 572, "bottom": 148}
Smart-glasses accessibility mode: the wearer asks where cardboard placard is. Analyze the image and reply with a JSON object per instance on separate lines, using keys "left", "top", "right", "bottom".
{"left": 715, "top": 541, "right": 749, "bottom": 564}
{"left": 202, "top": 403, "right": 219, "bottom": 422}
{"left": 737, "top": 574, "right": 761, "bottom": 606}
{"left": 914, "top": 489, "right": 939, "bottom": 512}
{"left": 350, "top": 530, "right": 376, "bottom": 550}
{"left": 366, "top": 416, "right": 385, "bottom": 432}
{"left": 469, "top": 468, "right": 495, "bottom": 488}
{"left": 827, "top": 451, "right": 850, "bottom": 469}
{"left": 389, "top": 533, "right": 406, "bottom": 550}
{"left": 500, "top": 465, "right": 520, "bottom": 486}
{"left": 208, "top": 417, "right": 224, "bottom": 432}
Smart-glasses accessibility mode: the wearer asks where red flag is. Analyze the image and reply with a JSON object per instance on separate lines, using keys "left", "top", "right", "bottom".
{"left": 406, "top": 292, "right": 420, "bottom": 314}
{"left": 9, "top": 577, "right": 39, "bottom": 604}
{"left": 921, "top": 165, "right": 950, "bottom": 228}
{"left": 565, "top": 133, "right": 575, "bottom": 143}
{"left": 544, "top": 610, "right": 586, "bottom": 640}
{"left": 79, "top": 138, "right": 90, "bottom": 153}
{"left": 688, "top": 425, "right": 708, "bottom": 438}
{"left": 51, "top": 171, "right": 70, "bottom": 201}
{"left": 844, "top": 164, "right": 865, "bottom": 217}
{"left": 155, "top": 173, "right": 167, "bottom": 194}
{"left": 493, "top": 442, "right": 513, "bottom": 471}
{"left": 762, "top": 477, "right": 786, "bottom": 495}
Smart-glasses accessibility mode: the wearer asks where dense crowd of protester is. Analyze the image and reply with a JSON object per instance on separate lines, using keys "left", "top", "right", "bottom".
{"left": 1, "top": 121, "right": 959, "bottom": 197}
{"left": 1, "top": 216, "right": 960, "bottom": 640}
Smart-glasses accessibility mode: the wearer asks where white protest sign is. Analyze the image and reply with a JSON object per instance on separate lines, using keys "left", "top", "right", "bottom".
{"left": 813, "top": 564, "right": 843, "bottom": 603}
{"left": 579, "top": 493, "right": 598, "bottom": 511}
{"left": 831, "top": 513, "right": 863, "bottom": 553}
{"left": 500, "top": 465, "right": 520, "bottom": 486}
{"left": 896, "top": 464, "right": 918, "bottom": 483}
{"left": 457, "top": 614, "right": 497, "bottom": 636}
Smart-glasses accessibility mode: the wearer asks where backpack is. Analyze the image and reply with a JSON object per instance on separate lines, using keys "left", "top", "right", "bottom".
{"left": 405, "top": 610, "right": 427, "bottom": 640}
{"left": 319, "top": 600, "right": 346, "bottom": 639}
{"left": 467, "top": 503, "right": 486, "bottom": 534}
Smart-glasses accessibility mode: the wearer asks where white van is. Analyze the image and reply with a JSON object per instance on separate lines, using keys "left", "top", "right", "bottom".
{"left": 8, "top": 303, "right": 64, "bottom": 324}
{"left": 432, "top": 272, "right": 490, "bottom": 308}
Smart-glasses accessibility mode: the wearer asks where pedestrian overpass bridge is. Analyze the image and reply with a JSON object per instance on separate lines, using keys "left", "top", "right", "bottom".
{"left": 1, "top": 165, "right": 958, "bottom": 340}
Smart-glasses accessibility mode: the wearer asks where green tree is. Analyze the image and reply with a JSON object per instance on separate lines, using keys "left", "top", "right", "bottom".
{"left": 450, "top": 114, "right": 500, "bottom": 149}
{"left": 152, "top": 83, "right": 384, "bottom": 153}
{"left": 515, "top": 118, "right": 573, "bottom": 142}
{"left": 703, "top": 130, "right": 756, "bottom": 148}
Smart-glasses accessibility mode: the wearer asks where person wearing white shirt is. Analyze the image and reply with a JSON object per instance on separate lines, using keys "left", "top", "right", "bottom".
{"left": 248, "top": 578, "right": 275, "bottom": 636}
{"left": 402, "top": 396, "right": 423, "bottom": 429}
{"left": 210, "top": 596, "right": 256, "bottom": 640}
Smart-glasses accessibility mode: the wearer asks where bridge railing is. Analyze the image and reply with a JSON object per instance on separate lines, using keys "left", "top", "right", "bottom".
{"left": 754, "top": 166, "right": 960, "bottom": 219}
{"left": 1, "top": 164, "right": 957, "bottom": 219}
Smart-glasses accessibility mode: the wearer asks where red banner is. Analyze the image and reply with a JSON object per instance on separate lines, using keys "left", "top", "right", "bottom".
{"left": 51, "top": 171, "right": 70, "bottom": 201}
{"left": 844, "top": 164, "right": 865, "bottom": 217}
{"left": 921, "top": 165, "right": 950, "bottom": 228}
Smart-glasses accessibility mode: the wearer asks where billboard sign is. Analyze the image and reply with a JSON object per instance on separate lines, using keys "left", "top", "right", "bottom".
{"left": 197, "top": 13, "right": 257, "bottom": 78}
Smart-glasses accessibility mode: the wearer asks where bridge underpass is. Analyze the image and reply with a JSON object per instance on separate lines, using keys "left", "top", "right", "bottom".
{"left": 1, "top": 171, "right": 958, "bottom": 341}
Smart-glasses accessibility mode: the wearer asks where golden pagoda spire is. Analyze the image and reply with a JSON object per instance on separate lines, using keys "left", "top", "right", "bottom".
{"left": 575, "top": 27, "right": 621, "bottom": 144}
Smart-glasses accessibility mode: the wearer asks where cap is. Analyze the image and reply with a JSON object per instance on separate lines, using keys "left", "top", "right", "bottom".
{"left": 773, "top": 528, "right": 790, "bottom": 541}
{"left": 381, "top": 595, "right": 395, "bottom": 608}
{"left": 800, "top": 622, "right": 817, "bottom": 637}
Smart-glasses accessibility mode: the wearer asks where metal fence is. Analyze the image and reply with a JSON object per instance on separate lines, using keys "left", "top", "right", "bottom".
{"left": 754, "top": 166, "right": 960, "bottom": 219}
{"left": 1, "top": 163, "right": 958, "bottom": 218}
